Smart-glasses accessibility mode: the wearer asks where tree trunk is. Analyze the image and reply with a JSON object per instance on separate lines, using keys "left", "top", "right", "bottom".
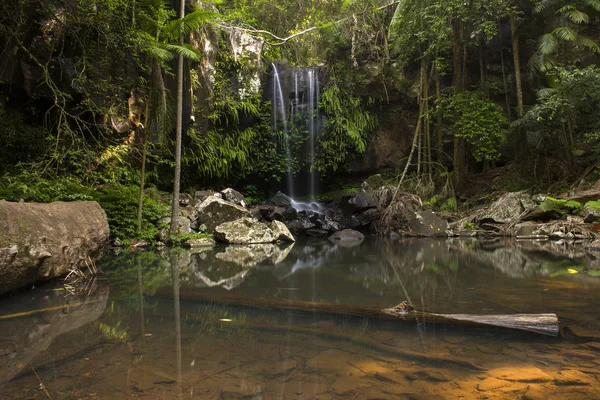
{"left": 434, "top": 70, "right": 443, "bottom": 162}
{"left": 452, "top": 19, "right": 466, "bottom": 183}
{"left": 170, "top": 0, "right": 186, "bottom": 236}
{"left": 152, "top": 289, "right": 561, "bottom": 337}
{"left": 137, "top": 102, "right": 150, "bottom": 232}
{"left": 399, "top": 60, "right": 426, "bottom": 186}
{"left": 498, "top": 20, "right": 512, "bottom": 121}
{"left": 510, "top": 13, "right": 528, "bottom": 160}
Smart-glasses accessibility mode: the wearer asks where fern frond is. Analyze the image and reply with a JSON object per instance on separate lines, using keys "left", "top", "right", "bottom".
{"left": 561, "top": 8, "right": 590, "bottom": 24}
{"left": 552, "top": 26, "right": 577, "bottom": 42}
{"left": 539, "top": 33, "right": 558, "bottom": 55}
{"left": 576, "top": 35, "right": 600, "bottom": 53}
{"left": 164, "top": 44, "right": 202, "bottom": 61}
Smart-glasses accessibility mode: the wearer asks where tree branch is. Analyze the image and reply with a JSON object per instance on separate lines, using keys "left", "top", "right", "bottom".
{"left": 215, "top": 1, "right": 401, "bottom": 46}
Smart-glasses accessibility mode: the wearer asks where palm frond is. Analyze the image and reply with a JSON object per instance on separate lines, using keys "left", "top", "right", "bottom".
{"left": 148, "top": 44, "right": 174, "bottom": 61}
{"left": 576, "top": 35, "right": 600, "bottom": 53}
{"left": 552, "top": 26, "right": 577, "bottom": 42}
{"left": 585, "top": 0, "right": 600, "bottom": 12}
{"left": 539, "top": 33, "right": 558, "bottom": 55}
{"left": 164, "top": 43, "right": 202, "bottom": 61}
{"left": 561, "top": 8, "right": 590, "bottom": 24}
{"left": 534, "top": 0, "right": 559, "bottom": 14}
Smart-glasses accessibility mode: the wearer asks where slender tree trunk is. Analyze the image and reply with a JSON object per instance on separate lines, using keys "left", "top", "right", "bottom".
{"left": 136, "top": 132, "right": 148, "bottom": 232}
{"left": 452, "top": 19, "right": 466, "bottom": 183}
{"left": 434, "top": 70, "right": 442, "bottom": 162}
{"left": 510, "top": 13, "right": 528, "bottom": 160}
{"left": 399, "top": 61, "right": 425, "bottom": 186}
{"left": 424, "top": 63, "right": 432, "bottom": 176}
{"left": 170, "top": 0, "right": 185, "bottom": 236}
{"left": 479, "top": 36, "right": 487, "bottom": 95}
{"left": 498, "top": 21, "right": 512, "bottom": 121}
{"left": 137, "top": 102, "right": 150, "bottom": 232}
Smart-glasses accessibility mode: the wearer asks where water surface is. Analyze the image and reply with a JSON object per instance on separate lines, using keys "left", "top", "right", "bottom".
{"left": 1, "top": 238, "right": 600, "bottom": 399}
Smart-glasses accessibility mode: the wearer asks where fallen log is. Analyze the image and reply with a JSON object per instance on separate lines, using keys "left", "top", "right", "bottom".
{"left": 152, "top": 288, "right": 560, "bottom": 337}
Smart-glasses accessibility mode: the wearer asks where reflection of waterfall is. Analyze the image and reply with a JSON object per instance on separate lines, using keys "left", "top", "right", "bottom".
{"left": 271, "top": 63, "right": 322, "bottom": 199}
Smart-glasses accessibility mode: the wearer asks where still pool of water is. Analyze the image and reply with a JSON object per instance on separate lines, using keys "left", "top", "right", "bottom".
{"left": 1, "top": 238, "right": 600, "bottom": 399}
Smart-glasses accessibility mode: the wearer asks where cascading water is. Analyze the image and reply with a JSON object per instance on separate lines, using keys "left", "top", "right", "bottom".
{"left": 271, "top": 63, "right": 294, "bottom": 197}
{"left": 271, "top": 63, "right": 322, "bottom": 210}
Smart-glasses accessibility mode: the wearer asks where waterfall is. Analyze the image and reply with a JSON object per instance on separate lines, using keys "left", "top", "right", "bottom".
{"left": 271, "top": 63, "right": 294, "bottom": 197}
{"left": 271, "top": 63, "right": 321, "bottom": 201}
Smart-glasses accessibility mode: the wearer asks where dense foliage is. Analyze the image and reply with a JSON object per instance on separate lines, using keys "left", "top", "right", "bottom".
{"left": 2, "top": 0, "right": 600, "bottom": 240}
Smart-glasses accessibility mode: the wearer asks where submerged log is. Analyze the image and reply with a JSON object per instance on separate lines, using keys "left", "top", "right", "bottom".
{"left": 152, "top": 289, "right": 560, "bottom": 337}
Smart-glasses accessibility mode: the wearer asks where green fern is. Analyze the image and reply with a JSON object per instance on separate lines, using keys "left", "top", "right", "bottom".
{"left": 540, "top": 196, "right": 582, "bottom": 214}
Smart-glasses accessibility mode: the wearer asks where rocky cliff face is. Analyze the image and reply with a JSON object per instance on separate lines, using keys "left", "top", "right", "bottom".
{"left": 0, "top": 200, "right": 110, "bottom": 295}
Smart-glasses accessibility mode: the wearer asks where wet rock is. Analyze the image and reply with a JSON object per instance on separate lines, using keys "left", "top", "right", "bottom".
{"left": 331, "top": 377, "right": 359, "bottom": 396}
{"left": 481, "top": 191, "right": 537, "bottom": 224}
{"left": 357, "top": 208, "right": 379, "bottom": 226}
{"left": 554, "top": 369, "right": 595, "bottom": 385}
{"left": 0, "top": 200, "right": 109, "bottom": 295}
{"left": 194, "top": 190, "right": 221, "bottom": 203}
{"left": 408, "top": 210, "right": 449, "bottom": 237}
{"left": 340, "top": 192, "right": 379, "bottom": 213}
{"left": 305, "top": 349, "right": 348, "bottom": 372}
{"left": 329, "top": 229, "right": 365, "bottom": 241}
{"left": 270, "top": 191, "right": 293, "bottom": 207}
{"left": 344, "top": 215, "right": 362, "bottom": 229}
{"left": 478, "top": 377, "right": 510, "bottom": 391}
{"left": 215, "top": 217, "right": 275, "bottom": 244}
{"left": 583, "top": 206, "right": 600, "bottom": 223}
{"left": 220, "top": 188, "right": 245, "bottom": 206}
{"left": 195, "top": 197, "right": 250, "bottom": 233}
{"left": 179, "top": 193, "right": 192, "bottom": 206}
{"left": 364, "top": 174, "right": 386, "bottom": 190}
{"left": 488, "top": 366, "right": 552, "bottom": 383}
{"left": 286, "top": 218, "right": 316, "bottom": 233}
{"left": 522, "top": 385, "right": 549, "bottom": 400}
{"left": 186, "top": 237, "right": 216, "bottom": 247}
{"left": 404, "top": 369, "right": 452, "bottom": 382}
{"left": 271, "top": 360, "right": 297, "bottom": 378}
{"left": 177, "top": 216, "right": 192, "bottom": 234}
{"left": 306, "top": 228, "right": 330, "bottom": 237}
{"left": 515, "top": 222, "right": 548, "bottom": 239}
{"left": 270, "top": 220, "right": 295, "bottom": 242}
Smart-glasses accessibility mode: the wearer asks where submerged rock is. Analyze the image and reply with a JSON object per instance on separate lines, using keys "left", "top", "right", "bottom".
{"left": 329, "top": 229, "right": 365, "bottom": 241}
{"left": 0, "top": 200, "right": 109, "bottom": 295}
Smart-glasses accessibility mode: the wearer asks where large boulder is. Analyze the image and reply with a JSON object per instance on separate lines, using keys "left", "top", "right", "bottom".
{"left": 407, "top": 210, "right": 449, "bottom": 237}
{"left": 215, "top": 217, "right": 275, "bottom": 244}
{"left": 481, "top": 192, "right": 537, "bottom": 224}
{"left": 221, "top": 188, "right": 246, "bottom": 206}
{"left": 270, "top": 220, "right": 295, "bottom": 242}
{"left": 270, "top": 191, "right": 293, "bottom": 207}
{"left": 340, "top": 192, "right": 379, "bottom": 213}
{"left": 0, "top": 200, "right": 110, "bottom": 295}
{"left": 195, "top": 197, "right": 250, "bottom": 233}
